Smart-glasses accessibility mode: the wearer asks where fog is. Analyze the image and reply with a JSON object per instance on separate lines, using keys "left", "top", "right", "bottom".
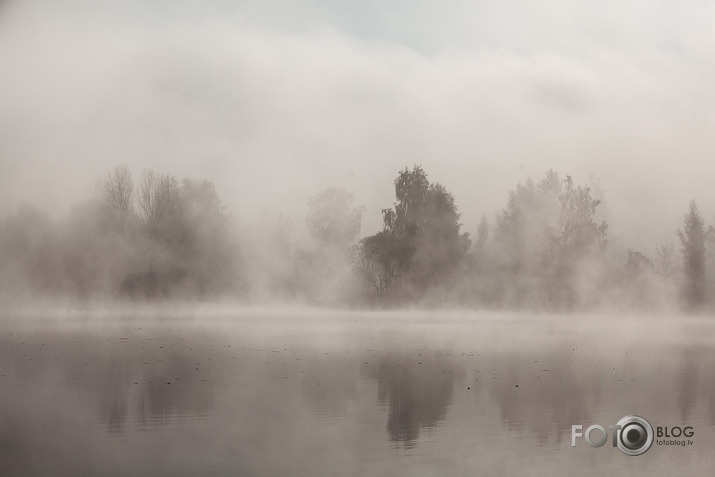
{"left": 4, "top": 8, "right": 715, "bottom": 477}
{"left": 6, "top": 4, "right": 715, "bottom": 475}
{"left": 4, "top": 1, "right": 715, "bottom": 237}
{"left": 2, "top": 1, "right": 715, "bottom": 311}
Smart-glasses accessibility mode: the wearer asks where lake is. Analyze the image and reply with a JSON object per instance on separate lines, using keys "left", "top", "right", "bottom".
{"left": 0, "top": 308, "right": 713, "bottom": 476}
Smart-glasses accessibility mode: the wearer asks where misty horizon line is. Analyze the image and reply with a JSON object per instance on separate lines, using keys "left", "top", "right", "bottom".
{"left": 1, "top": 163, "right": 706, "bottom": 242}
{"left": 0, "top": 163, "right": 713, "bottom": 314}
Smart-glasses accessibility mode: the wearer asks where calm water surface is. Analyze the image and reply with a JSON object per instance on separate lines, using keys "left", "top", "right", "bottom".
{"left": 1, "top": 309, "right": 714, "bottom": 476}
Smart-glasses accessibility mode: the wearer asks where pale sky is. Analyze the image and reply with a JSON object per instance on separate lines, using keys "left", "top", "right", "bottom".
{"left": 2, "top": 1, "right": 715, "bottom": 248}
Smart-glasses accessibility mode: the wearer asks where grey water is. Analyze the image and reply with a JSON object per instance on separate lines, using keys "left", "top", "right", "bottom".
{"left": 1, "top": 309, "right": 714, "bottom": 476}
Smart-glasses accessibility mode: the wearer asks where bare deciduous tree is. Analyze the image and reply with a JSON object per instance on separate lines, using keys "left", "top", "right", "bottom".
{"left": 351, "top": 243, "right": 390, "bottom": 296}
{"left": 103, "top": 164, "right": 134, "bottom": 231}
{"left": 137, "top": 170, "right": 181, "bottom": 228}
{"left": 654, "top": 243, "right": 675, "bottom": 283}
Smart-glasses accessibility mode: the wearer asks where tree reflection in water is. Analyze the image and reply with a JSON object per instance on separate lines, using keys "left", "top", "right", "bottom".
{"left": 370, "top": 351, "right": 460, "bottom": 448}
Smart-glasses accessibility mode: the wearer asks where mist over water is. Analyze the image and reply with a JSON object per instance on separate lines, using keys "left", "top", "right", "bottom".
{"left": 1, "top": 311, "right": 714, "bottom": 476}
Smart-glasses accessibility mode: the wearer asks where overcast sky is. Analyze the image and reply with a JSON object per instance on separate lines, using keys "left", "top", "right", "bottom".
{"left": 2, "top": 0, "right": 715, "bottom": 248}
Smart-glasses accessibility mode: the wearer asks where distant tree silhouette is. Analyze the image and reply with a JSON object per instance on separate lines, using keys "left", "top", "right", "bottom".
{"left": 0, "top": 204, "right": 56, "bottom": 294}
{"left": 352, "top": 231, "right": 398, "bottom": 296}
{"left": 626, "top": 250, "right": 652, "bottom": 277}
{"left": 543, "top": 175, "right": 607, "bottom": 308}
{"left": 306, "top": 188, "right": 363, "bottom": 253}
{"left": 678, "top": 201, "right": 707, "bottom": 308}
{"left": 491, "top": 170, "right": 561, "bottom": 307}
{"left": 303, "top": 188, "right": 364, "bottom": 303}
{"left": 137, "top": 170, "right": 182, "bottom": 232}
{"left": 553, "top": 176, "right": 608, "bottom": 262}
{"left": 176, "top": 178, "right": 235, "bottom": 293}
{"left": 355, "top": 166, "right": 469, "bottom": 300}
{"left": 103, "top": 165, "right": 134, "bottom": 233}
{"left": 474, "top": 215, "right": 490, "bottom": 255}
{"left": 6, "top": 162, "right": 715, "bottom": 312}
{"left": 110, "top": 169, "right": 238, "bottom": 297}
{"left": 488, "top": 170, "right": 607, "bottom": 309}
{"left": 654, "top": 243, "right": 676, "bottom": 284}
{"left": 469, "top": 215, "right": 491, "bottom": 281}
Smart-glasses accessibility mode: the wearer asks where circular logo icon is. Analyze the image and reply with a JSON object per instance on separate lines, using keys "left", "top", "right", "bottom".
{"left": 616, "top": 415, "right": 653, "bottom": 456}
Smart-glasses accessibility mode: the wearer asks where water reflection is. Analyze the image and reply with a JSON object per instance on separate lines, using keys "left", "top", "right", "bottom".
{"left": 676, "top": 346, "right": 715, "bottom": 424}
{"left": 1, "top": 314, "right": 715, "bottom": 476}
{"left": 485, "top": 347, "right": 602, "bottom": 445}
{"left": 300, "top": 353, "right": 358, "bottom": 414}
{"left": 0, "top": 330, "right": 216, "bottom": 435}
{"left": 482, "top": 340, "right": 715, "bottom": 448}
{"left": 370, "top": 351, "right": 459, "bottom": 448}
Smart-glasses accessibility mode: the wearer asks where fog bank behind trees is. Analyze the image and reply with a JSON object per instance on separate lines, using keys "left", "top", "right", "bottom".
{"left": 0, "top": 164, "right": 713, "bottom": 313}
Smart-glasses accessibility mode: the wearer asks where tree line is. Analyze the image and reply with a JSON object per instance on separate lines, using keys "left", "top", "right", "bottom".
{"left": 0, "top": 164, "right": 712, "bottom": 311}
{"left": 0, "top": 166, "right": 237, "bottom": 300}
